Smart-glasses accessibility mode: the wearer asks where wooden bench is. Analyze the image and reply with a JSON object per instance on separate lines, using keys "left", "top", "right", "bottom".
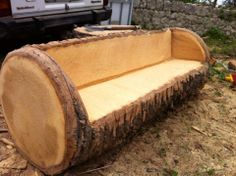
{"left": 0, "top": 28, "right": 209, "bottom": 174}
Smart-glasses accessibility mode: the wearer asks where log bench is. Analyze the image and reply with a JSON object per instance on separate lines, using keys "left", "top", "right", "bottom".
{"left": 0, "top": 28, "right": 209, "bottom": 174}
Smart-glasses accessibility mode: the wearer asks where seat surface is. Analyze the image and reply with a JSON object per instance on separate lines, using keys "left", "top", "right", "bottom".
{"left": 79, "top": 59, "right": 204, "bottom": 122}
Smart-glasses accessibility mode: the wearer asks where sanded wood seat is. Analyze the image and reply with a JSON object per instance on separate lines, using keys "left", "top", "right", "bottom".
{"left": 0, "top": 28, "right": 209, "bottom": 175}
{"left": 79, "top": 59, "right": 204, "bottom": 122}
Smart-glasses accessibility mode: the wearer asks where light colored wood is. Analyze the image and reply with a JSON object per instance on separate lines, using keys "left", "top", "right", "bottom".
{"left": 171, "top": 28, "right": 209, "bottom": 62}
{"left": 0, "top": 28, "right": 210, "bottom": 175}
{"left": 79, "top": 59, "right": 203, "bottom": 122}
{"left": 74, "top": 25, "right": 135, "bottom": 36}
{"left": 0, "top": 56, "right": 66, "bottom": 168}
{"left": 0, "top": 47, "right": 87, "bottom": 175}
{"left": 45, "top": 29, "right": 172, "bottom": 88}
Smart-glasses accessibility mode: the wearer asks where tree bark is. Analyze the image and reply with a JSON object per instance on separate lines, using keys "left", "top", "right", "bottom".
{"left": 0, "top": 28, "right": 210, "bottom": 175}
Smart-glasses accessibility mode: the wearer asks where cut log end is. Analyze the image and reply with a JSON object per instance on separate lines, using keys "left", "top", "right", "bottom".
{"left": 0, "top": 27, "right": 210, "bottom": 175}
{"left": 0, "top": 55, "right": 66, "bottom": 168}
{"left": 0, "top": 50, "right": 82, "bottom": 174}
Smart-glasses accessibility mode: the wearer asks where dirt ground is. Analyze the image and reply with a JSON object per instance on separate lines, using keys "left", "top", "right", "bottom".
{"left": 0, "top": 79, "right": 235, "bottom": 176}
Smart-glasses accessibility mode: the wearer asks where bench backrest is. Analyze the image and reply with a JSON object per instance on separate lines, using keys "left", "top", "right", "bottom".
{"left": 42, "top": 28, "right": 208, "bottom": 89}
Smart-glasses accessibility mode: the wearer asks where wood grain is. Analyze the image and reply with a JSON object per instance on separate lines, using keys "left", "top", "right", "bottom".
{"left": 79, "top": 59, "right": 204, "bottom": 122}
{"left": 45, "top": 29, "right": 172, "bottom": 88}
{"left": 0, "top": 28, "right": 209, "bottom": 174}
{"left": 0, "top": 47, "right": 89, "bottom": 174}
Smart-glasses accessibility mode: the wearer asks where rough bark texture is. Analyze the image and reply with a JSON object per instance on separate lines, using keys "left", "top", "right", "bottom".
{"left": 72, "top": 66, "right": 208, "bottom": 166}
{"left": 2, "top": 47, "right": 89, "bottom": 175}
{"left": 1, "top": 28, "right": 209, "bottom": 175}
{"left": 33, "top": 28, "right": 210, "bottom": 63}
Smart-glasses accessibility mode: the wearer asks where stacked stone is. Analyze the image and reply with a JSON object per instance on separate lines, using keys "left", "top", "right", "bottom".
{"left": 133, "top": 0, "right": 236, "bottom": 37}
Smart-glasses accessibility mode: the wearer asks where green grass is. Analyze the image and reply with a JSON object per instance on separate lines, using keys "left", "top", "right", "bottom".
{"left": 208, "top": 62, "right": 228, "bottom": 80}
{"left": 203, "top": 27, "right": 236, "bottom": 57}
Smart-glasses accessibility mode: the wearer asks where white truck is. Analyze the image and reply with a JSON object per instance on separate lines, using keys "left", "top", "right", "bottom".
{"left": 0, "top": 0, "right": 111, "bottom": 39}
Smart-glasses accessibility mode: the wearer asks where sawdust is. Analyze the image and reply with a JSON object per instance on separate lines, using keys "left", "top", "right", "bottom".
{"left": 0, "top": 80, "right": 236, "bottom": 176}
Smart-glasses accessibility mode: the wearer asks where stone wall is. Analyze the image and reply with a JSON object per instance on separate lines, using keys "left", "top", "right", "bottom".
{"left": 132, "top": 0, "right": 236, "bottom": 37}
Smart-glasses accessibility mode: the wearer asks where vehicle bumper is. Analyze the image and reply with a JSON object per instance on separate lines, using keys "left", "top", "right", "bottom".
{"left": 0, "top": 7, "right": 112, "bottom": 39}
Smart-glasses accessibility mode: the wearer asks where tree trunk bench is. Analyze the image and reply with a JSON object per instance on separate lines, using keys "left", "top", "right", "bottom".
{"left": 0, "top": 28, "right": 209, "bottom": 175}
